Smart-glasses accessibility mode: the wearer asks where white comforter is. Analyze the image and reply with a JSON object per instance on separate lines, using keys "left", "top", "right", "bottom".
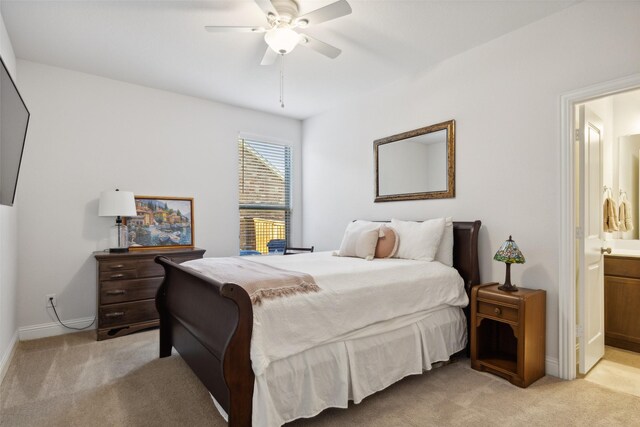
{"left": 183, "top": 251, "right": 468, "bottom": 376}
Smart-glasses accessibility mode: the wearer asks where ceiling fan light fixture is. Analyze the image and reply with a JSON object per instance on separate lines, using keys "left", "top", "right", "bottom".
{"left": 264, "top": 27, "right": 301, "bottom": 54}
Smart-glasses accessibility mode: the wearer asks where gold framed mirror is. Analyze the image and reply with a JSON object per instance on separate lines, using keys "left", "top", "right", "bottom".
{"left": 374, "top": 119, "right": 455, "bottom": 202}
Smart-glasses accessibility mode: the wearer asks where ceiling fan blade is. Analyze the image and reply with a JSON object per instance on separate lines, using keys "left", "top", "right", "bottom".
{"left": 254, "top": 0, "right": 277, "bottom": 17}
{"left": 295, "top": 0, "right": 352, "bottom": 26}
{"left": 299, "top": 34, "right": 341, "bottom": 59}
{"left": 260, "top": 47, "right": 278, "bottom": 66}
{"left": 204, "top": 26, "right": 265, "bottom": 33}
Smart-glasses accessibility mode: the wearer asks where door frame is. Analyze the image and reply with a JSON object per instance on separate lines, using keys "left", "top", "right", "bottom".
{"left": 559, "top": 73, "right": 640, "bottom": 380}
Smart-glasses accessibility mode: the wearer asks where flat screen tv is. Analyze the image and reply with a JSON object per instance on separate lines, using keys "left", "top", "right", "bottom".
{"left": 0, "top": 55, "right": 29, "bottom": 207}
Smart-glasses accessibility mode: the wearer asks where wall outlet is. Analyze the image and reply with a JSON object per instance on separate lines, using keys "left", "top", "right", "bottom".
{"left": 46, "top": 294, "right": 57, "bottom": 308}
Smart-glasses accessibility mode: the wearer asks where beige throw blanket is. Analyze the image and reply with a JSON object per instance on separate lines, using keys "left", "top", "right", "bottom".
{"left": 190, "top": 257, "right": 320, "bottom": 305}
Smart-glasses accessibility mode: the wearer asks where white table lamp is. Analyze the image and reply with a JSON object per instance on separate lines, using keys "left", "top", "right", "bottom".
{"left": 99, "top": 189, "right": 137, "bottom": 252}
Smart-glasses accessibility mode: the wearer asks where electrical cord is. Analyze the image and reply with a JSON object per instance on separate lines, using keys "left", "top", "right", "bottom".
{"left": 49, "top": 297, "right": 96, "bottom": 331}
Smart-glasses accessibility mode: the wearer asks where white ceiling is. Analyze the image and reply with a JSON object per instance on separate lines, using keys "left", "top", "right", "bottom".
{"left": 0, "top": 0, "right": 577, "bottom": 119}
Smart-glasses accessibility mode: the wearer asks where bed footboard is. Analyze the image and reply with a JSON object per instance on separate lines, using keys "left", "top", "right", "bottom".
{"left": 155, "top": 256, "right": 254, "bottom": 427}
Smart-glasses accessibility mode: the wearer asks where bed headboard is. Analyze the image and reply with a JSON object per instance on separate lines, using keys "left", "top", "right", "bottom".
{"left": 452, "top": 220, "right": 481, "bottom": 355}
{"left": 452, "top": 220, "right": 481, "bottom": 295}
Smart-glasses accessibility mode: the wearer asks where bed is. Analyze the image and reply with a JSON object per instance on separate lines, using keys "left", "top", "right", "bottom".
{"left": 155, "top": 220, "right": 480, "bottom": 427}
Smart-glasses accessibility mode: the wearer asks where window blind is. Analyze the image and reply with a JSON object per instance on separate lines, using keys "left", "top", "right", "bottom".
{"left": 238, "top": 139, "right": 291, "bottom": 254}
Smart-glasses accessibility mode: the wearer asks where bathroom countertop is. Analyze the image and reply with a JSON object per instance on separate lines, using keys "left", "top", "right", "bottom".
{"left": 605, "top": 249, "right": 640, "bottom": 258}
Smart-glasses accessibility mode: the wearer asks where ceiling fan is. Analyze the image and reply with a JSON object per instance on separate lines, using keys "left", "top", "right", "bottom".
{"left": 205, "top": 0, "right": 352, "bottom": 65}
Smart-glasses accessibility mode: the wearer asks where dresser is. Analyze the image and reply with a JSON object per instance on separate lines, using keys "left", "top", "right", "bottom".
{"left": 470, "top": 283, "right": 546, "bottom": 388}
{"left": 604, "top": 254, "right": 640, "bottom": 352}
{"left": 94, "top": 247, "right": 205, "bottom": 340}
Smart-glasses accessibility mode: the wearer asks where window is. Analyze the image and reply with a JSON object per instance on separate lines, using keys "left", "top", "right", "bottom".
{"left": 238, "top": 138, "right": 291, "bottom": 254}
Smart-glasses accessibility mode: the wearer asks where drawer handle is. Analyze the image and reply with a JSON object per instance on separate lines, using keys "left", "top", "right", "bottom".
{"left": 106, "top": 290, "right": 126, "bottom": 296}
{"left": 105, "top": 312, "right": 125, "bottom": 318}
{"left": 494, "top": 307, "right": 501, "bottom": 316}
{"left": 110, "top": 264, "right": 126, "bottom": 269}
{"left": 110, "top": 274, "right": 125, "bottom": 279}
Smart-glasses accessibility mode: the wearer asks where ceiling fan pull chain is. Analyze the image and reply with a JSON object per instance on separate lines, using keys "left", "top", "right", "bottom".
{"left": 279, "top": 53, "right": 285, "bottom": 108}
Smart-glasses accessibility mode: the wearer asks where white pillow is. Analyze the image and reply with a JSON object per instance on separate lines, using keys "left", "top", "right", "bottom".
{"left": 434, "top": 217, "right": 454, "bottom": 266}
{"left": 337, "top": 220, "right": 381, "bottom": 261}
{"left": 390, "top": 218, "right": 446, "bottom": 261}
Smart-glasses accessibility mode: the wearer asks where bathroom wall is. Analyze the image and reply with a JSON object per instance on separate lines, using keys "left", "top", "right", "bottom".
{"left": 617, "top": 135, "right": 640, "bottom": 239}
{"left": 589, "top": 88, "right": 640, "bottom": 244}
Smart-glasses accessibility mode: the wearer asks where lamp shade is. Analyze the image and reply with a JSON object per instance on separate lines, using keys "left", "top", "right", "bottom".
{"left": 493, "top": 235, "right": 525, "bottom": 264}
{"left": 98, "top": 189, "right": 137, "bottom": 217}
{"left": 264, "top": 27, "right": 301, "bottom": 54}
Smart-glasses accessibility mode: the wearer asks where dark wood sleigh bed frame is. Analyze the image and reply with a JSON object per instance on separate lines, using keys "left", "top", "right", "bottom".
{"left": 155, "top": 220, "right": 481, "bottom": 427}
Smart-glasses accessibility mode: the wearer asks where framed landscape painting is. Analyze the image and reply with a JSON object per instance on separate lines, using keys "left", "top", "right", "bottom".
{"left": 125, "top": 196, "right": 194, "bottom": 249}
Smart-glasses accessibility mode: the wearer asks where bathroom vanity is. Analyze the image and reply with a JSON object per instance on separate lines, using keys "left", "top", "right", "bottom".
{"left": 604, "top": 254, "right": 640, "bottom": 352}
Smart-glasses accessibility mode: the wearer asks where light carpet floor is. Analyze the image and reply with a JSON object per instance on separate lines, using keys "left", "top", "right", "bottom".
{"left": 2, "top": 330, "right": 640, "bottom": 426}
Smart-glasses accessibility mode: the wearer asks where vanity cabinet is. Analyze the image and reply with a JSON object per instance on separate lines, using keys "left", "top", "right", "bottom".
{"left": 604, "top": 255, "right": 640, "bottom": 352}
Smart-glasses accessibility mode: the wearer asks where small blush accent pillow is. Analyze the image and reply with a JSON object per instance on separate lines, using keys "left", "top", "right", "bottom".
{"left": 375, "top": 225, "right": 399, "bottom": 258}
{"left": 434, "top": 217, "right": 454, "bottom": 267}
{"left": 337, "top": 220, "right": 380, "bottom": 261}
{"left": 391, "top": 218, "right": 446, "bottom": 261}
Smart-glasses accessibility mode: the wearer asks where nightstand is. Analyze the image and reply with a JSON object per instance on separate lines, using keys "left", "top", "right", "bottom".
{"left": 94, "top": 247, "right": 205, "bottom": 340}
{"left": 470, "top": 282, "right": 546, "bottom": 388}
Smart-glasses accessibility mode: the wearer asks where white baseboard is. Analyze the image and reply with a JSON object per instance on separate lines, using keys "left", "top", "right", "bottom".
{"left": 546, "top": 356, "right": 559, "bottom": 377}
{"left": 18, "top": 317, "right": 95, "bottom": 341}
{"left": 0, "top": 330, "right": 18, "bottom": 384}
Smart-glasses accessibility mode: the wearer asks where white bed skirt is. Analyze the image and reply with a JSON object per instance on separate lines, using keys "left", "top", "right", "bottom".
{"left": 211, "top": 306, "right": 466, "bottom": 427}
{"left": 211, "top": 307, "right": 467, "bottom": 427}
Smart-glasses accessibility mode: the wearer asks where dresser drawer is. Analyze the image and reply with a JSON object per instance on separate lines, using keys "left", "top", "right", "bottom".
{"left": 99, "top": 300, "right": 158, "bottom": 328}
{"left": 100, "top": 277, "right": 164, "bottom": 304}
{"left": 94, "top": 248, "right": 205, "bottom": 340}
{"left": 137, "top": 254, "right": 201, "bottom": 277}
{"left": 99, "top": 259, "right": 139, "bottom": 273}
{"left": 477, "top": 300, "right": 519, "bottom": 322}
{"left": 99, "top": 269, "right": 137, "bottom": 282}
{"left": 136, "top": 258, "right": 165, "bottom": 278}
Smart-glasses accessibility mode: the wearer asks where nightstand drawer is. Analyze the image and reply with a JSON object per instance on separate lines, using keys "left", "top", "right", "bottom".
{"left": 477, "top": 300, "right": 518, "bottom": 322}
{"left": 99, "top": 269, "right": 137, "bottom": 282}
{"left": 99, "top": 300, "right": 158, "bottom": 327}
{"left": 100, "top": 277, "right": 164, "bottom": 304}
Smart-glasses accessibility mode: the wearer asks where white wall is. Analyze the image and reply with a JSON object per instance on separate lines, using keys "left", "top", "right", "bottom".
{"left": 614, "top": 91, "right": 640, "bottom": 240}
{"left": 301, "top": 2, "right": 640, "bottom": 372}
{"left": 0, "top": 9, "right": 19, "bottom": 380}
{"left": 616, "top": 135, "right": 640, "bottom": 239}
{"left": 16, "top": 61, "right": 301, "bottom": 332}
{"left": 613, "top": 90, "right": 640, "bottom": 138}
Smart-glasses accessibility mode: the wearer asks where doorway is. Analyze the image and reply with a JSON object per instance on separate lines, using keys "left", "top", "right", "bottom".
{"left": 559, "top": 74, "right": 640, "bottom": 380}
{"left": 578, "top": 90, "right": 640, "bottom": 375}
